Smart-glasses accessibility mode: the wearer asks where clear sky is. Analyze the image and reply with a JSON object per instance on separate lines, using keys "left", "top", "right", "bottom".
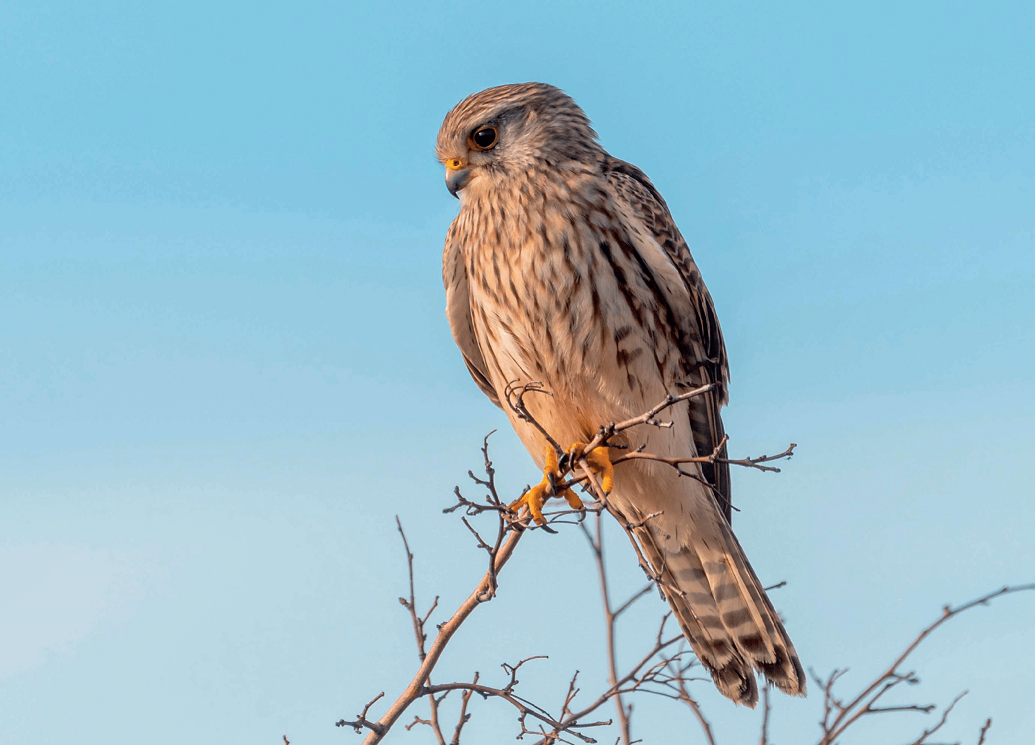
{"left": 2, "top": 1, "right": 1033, "bottom": 743}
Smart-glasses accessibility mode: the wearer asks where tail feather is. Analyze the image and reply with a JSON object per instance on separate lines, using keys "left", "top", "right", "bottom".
{"left": 632, "top": 519, "right": 805, "bottom": 707}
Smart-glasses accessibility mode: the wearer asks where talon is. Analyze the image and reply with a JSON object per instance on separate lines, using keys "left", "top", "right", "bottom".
{"left": 508, "top": 445, "right": 582, "bottom": 525}
{"left": 570, "top": 441, "right": 614, "bottom": 495}
{"left": 510, "top": 482, "right": 549, "bottom": 525}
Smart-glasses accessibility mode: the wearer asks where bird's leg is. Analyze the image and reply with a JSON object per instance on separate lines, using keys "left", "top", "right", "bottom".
{"left": 568, "top": 442, "right": 614, "bottom": 495}
{"left": 509, "top": 446, "right": 583, "bottom": 526}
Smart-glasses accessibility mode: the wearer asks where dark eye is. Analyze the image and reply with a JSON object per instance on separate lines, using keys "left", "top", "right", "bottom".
{"left": 471, "top": 127, "right": 498, "bottom": 150}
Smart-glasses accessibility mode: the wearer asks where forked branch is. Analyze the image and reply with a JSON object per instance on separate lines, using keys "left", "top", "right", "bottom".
{"left": 813, "top": 584, "right": 1035, "bottom": 745}
{"left": 337, "top": 379, "right": 1031, "bottom": 744}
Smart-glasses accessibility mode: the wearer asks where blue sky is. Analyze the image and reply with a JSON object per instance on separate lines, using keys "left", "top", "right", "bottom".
{"left": 2, "top": 1, "right": 1033, "bottom": 743}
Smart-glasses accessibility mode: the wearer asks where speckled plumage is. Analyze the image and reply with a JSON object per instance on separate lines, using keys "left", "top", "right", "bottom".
{"left": 438, "top": 83, "right": 804, "bottom": 706}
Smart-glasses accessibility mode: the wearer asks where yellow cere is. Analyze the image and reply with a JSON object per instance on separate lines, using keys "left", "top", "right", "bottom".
{"left": 445, "top": 158, "right": 464, "bottom": 170}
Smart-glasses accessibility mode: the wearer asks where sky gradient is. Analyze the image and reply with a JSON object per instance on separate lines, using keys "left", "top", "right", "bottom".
{"left": 2, "top": 1, "right": 1034, "bottom": 743}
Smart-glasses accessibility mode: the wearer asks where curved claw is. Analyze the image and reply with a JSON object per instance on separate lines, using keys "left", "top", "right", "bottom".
{"left": 510, "top": 481, "right": 549, "bottom": 525}
{"left": 570, "top": 442, "right": 614, "bottom": 495}
{"left": 509, "top": 446, "right": 584, "bottom": 526}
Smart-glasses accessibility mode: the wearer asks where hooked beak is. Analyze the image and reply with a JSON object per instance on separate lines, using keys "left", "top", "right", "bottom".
{"left": 444, "top": 158, "right": 471, "bottom": 198}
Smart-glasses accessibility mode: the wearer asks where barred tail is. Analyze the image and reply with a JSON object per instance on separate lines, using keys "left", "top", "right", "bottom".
{"left": 634, "top": 521, "right": 806, "bottom": 707}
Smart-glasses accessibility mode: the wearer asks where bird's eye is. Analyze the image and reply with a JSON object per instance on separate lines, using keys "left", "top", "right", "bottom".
{"left": 470, "top": 127, "right": 498, "bottom": 150}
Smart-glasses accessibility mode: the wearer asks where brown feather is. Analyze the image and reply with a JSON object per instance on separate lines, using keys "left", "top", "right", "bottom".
{"left": 438, "top": 83, "right": 805, "bottom": 706}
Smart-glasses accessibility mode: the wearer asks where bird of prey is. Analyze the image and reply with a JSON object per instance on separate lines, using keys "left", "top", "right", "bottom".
{"left": 437, "top": 82, "right": 804, "bottom": 706}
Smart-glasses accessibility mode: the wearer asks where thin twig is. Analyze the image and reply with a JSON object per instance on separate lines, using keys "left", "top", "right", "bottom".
{"left": 336, "top": 691, "right": 386, "bottom": 735}
{"left": 582, "top": 513, "right": 632, "bottom": 744}
{"left": 450, "top": 672, "right": 479, "bottom": 745}
{"left": 341, "top": 381, "right": 1035, "bottom": 745}
{"left": 425, "top": 681, "right": 611, "bottom": 743}
{"left": 759, "top": 686, "right": 770, "bottom": 745}
{"left": 610, "top": 442, "right": 795, "bottom": 474}
{"left": 976, "top": 718, "right": 992, "bottom": 745}
{"left": 905, "top": 691, "right": 967, "bottom": 745}
{"left": 350, "top": 529, "right": 525, "bottom": 743}
{"left": 395, "top": 517, "right": 447, "bottom": 744}
{"left": 816, "top": 584, "right": 1035, "bottom": 745}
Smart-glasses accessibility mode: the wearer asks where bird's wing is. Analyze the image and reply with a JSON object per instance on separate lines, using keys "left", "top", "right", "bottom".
{"left": 604, "top": 156, "right": 732, "bottom": 521}
{"left": 443, "top": 221, "right": 502, "bottom": 408}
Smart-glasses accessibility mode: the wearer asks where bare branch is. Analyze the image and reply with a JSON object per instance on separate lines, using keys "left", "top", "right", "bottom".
{"left": 336, "top": 691, "right": 386, "bottom": 735}
{"left": 976, "top": 718, "right": 992, "bottom": 745}
{"left": 816, "top": 584, "right": 1035, "bottom": 745}
{"left": 904, "top": 691, "right": 967, "bottom": 745}
{"left": 425, "top": 680, "right": 611, "bottom": 744}
{"left": 449, "top": 672, "right": 478, "bottom": 745}
{"left": 342, "top": 376, "right": 1031, "bottom": 745}
{"left": 609, "top": 441, "right": 795, "bottom": 475}
{"left": 582, "top": 513, "right": 632, "bottom": 744}
{"left": 582, "top": 383, "right": 720, "bottom": 453}
{"left": 505, "top": 380, "right": 564, "bottom": 456}
{"left": 613, "top": 584, "right": 654, "bottom": 619}
{"left": 394, "top": 518, "right": 447, "bottom": 743}
{"left": 550, "top": 439, "right": 793, "bottom": 501}
{"left": 759, "top": 686, "right": 770, "bottom": 745}
{"left": 351, "top": 523, "right": 525, "bottom": 743}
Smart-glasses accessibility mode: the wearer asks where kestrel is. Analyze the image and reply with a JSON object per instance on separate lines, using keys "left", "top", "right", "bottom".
{"left": 437, "top": 83, "right": 804, "bottom": 706}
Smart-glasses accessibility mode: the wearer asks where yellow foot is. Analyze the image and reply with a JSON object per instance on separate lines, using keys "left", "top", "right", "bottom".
{"left": 568, "top": 442, "right": 614, "bottom": 495}
{"left": 509, "top": 446, "right": 585, "bottom": 526}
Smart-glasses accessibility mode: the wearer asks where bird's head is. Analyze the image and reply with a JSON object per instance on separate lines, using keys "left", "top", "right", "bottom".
{"left": 435, "top": 82, "right": 601, "bottom": 199}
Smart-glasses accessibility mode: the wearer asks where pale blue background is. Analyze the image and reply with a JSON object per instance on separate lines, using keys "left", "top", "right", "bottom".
{"left": 2, "top": 1, "right": 1033, "bottom": 743}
